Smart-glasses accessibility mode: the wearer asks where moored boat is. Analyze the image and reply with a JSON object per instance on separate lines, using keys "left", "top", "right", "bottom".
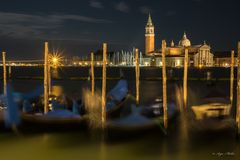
{"left": 1, "top": 79, "right": 129, "bottom": 132}
{"left": 107, "top": 98, "right": 178, "bottom": 136}
{"left": 189, "top": 89, "right": 235, "bottom": 134}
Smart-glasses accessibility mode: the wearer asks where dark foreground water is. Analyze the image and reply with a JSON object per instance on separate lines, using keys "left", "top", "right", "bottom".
{"left": 0, "top": 67, "right": 239, "bottom": 160}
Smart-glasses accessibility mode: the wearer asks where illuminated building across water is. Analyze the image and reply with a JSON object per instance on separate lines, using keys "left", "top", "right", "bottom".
{"left": 144, "top": 14, "right": 214, "bottom": 67}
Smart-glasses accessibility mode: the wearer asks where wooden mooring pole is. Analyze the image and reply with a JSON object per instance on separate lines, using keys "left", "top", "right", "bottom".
{"left": 135, "top": 48, "right": 140, "bottom": 105}
{"left": 2, "top": 52, "right": 7, "bottom": 96}
{"left": 48, "top": 64, "right": 51, "bottom": 95}
{"left": 237, "top": 42, "right": 240, "bottom": 135}
{"left": 162, "top": 40, "right": 168, "bottom": 129}
{"left": 183, "top": 48, "right": 189, "bottom": 109}
{"left": 91, "top": 52, "right": 95, "bottom": 96}
{"left": 44, "top": 42, "right": 49, "bottom": 114}
{"left": 101, "top": 43, "right": 107, "bottom": 129}
{"left": 230, "top": 50, "right": 234, "bottom": 107}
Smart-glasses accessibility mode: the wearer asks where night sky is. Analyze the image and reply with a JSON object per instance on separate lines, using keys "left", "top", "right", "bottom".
{"left": 0, "top": 0, "right": 239, "bottom": 59}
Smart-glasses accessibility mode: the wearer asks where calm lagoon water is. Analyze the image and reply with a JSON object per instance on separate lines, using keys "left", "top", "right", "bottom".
{"left": 0, "top": 67, "right": 239, "bottom": 160}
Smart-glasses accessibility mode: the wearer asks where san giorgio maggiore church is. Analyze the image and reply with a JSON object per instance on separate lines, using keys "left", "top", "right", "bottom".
{"left": 143, "top": 14, "right": 214, "bottom": 67}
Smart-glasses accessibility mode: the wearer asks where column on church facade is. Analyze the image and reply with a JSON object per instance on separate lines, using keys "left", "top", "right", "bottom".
{"left": 199, "top": 50, "right": 202, "bottom": 66}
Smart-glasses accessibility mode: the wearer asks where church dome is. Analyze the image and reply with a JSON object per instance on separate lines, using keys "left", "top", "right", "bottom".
{"left": 179, "top": 32, "right": 191, "bottom": 47}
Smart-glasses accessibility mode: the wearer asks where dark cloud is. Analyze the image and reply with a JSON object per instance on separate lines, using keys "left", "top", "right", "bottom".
{"left": 139, "top": 6, "right": 153, "bottom": 14}
{"left": 89, "top": 0, "right": 104, "bottom": 9}
{"left": 115, "top": 1, "right": 130, "bottom": 13}
{"left": 0, "top": 12, "right": 112, "bottom": 39}
{"left": 0, "top": 0, "right": 239, "bottom": 59}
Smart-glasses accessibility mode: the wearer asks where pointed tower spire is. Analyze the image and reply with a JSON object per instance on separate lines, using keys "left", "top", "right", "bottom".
{"left": 183, "top": 32, "right": 187, "bottom": 39}
{"left": 171, "top": 40, "right": 175, "bottom": 47}
{"left": 146, "top": 13, "right": 153, "bottom": 27}
{"left": 145, "top": 13, "right": 155, "bottom": 55}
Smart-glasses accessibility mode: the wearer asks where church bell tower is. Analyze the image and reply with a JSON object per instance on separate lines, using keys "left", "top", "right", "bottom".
{"left": 145, "top": 14, "right": 155, "bottom": 55}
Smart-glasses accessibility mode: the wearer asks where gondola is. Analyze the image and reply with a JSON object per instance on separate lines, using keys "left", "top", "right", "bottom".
{"left": 2, "top": 79, "right": 129, "bottom": 132}
{"left": 189, "top": 89, "right": 235, "bottom": 133}
{"left": 0, "top": 85, "right": 44, "bottom": 110}
{"left": 106, "top": 97, "right": 178, "bottom": 136}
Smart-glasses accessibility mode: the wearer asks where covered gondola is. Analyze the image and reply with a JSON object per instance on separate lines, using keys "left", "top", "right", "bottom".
{"left": 106, "top": 98, "right": 178, "bottom": 136}
{"left": 1, "top": 79, "right": 129, "bottom": 132}
{"left": 189, "top": 89, "right": 235, "bottom": 133}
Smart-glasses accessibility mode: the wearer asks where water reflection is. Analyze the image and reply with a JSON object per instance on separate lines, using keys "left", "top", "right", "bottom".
{"left": 0, "top": 78, "right": 239, "bottom": 159}
{"left": 0, "top": 128, "right": 238, "bottom": 160}
{"left": 51, "top": 68, "right": 60, "bottom": 79}
{"left": 51, "top": 85, "right": 64, "bottom": 97}
{"left": 83, "top": 88, "right": 102, "bottom": 129}
{"left": 100, "top": 140, "right": 106, "bottom": 160}
{"left": 175, "top": 85, "right": 189, "bottom": 142}
{"left": 206, "top": 71, "right": 212, "bottom": 80}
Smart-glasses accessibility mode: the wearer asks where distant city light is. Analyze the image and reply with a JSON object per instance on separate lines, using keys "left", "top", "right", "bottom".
{"left": 144, "top": 62, "right": 150, "bottom": 66}
{"left": 176, "top": 59, "right": 181, "bottom": 67}
{"left": 224, "top": 63, "right": 229, "bottom": 68}
{"left": 121, "top": 62, "right": 126, "bottom": 65}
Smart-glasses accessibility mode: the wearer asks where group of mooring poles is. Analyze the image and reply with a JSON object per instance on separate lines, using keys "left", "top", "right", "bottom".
{"left": 43, "top": 41, "right": 106, "bottom": 129}
{"left": 2, "top": 41, "right": 240, "bottom": 136}
{"left": 134, "top": 40, "right": 168, "bottom": 129}
{"left": 134, "top": 40, "right": 168, "bottom": 130}
{"left": 179, "top": 41, "right": 240, "bottom": 137}
{"left": 134, "top": 40, "right": 240, "bottom": 136}
{"left": 0, "top": 41, "right": 168, "bottom": 130}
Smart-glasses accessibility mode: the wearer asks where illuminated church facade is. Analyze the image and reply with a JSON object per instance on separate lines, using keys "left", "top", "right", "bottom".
{"left": 144, "top": 14, "right": 214, "bottom": 67}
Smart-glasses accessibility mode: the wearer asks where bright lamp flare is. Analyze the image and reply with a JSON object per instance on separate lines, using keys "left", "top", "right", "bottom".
{"left": 49, "top": 52, "right": 64, "bottom": 68}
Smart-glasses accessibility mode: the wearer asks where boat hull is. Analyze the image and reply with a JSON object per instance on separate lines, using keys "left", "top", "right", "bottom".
{"left": 0, "top": 95, "right": 129, "bottom": 133}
